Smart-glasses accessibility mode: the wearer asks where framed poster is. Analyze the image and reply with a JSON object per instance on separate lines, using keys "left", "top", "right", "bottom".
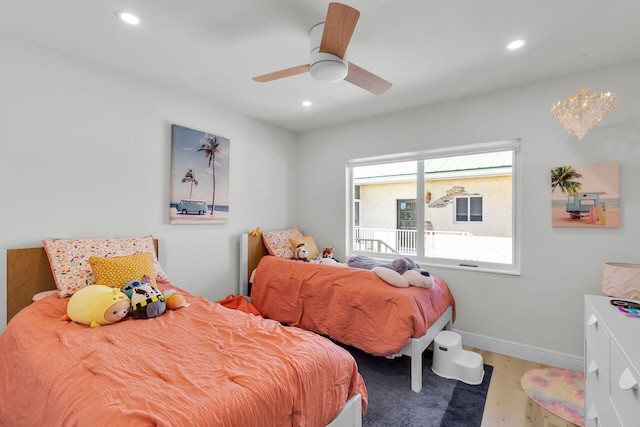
{"left": 169, "top": 124, "right": 230, "bottom": 224}
{"left": 551, "top": 161, "right": 619, "bottom": 227}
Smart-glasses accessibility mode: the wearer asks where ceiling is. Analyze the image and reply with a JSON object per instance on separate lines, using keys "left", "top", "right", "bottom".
{"left": 2, "top": 0, "right": 639, "bottom": 133}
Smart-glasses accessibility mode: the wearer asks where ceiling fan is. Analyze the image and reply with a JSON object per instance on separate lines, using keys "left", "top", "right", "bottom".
{"left": 252, "top": 2, "right": 392, "bottom": 95}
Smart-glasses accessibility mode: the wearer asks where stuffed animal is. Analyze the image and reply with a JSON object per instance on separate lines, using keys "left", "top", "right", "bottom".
{"left": 294, "top": 243, "right": 310, "bottom": 262}
{"left": 163, "top": 290, "right": 189, "bottom": 310}
{"left": 123, "top": 279, "right": 144, "bottom": 300}
{"left": 123, "top": 276, "right": 157, "bottom": 315}
{"left": 347, "top": 255, "right": 434, "bottom": 288}
{"left": 63, "top": 285, "right": 130, "bottom": 328}
{"left": 130, "top": 283, "right": 166, "bottom": 319}
{"left": 322, "top": 247, "right": 339, "bottom": 262}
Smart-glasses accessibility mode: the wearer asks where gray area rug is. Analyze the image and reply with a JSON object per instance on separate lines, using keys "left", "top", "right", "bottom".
{"left": 340, "top": 344, "right": 493, "bottom": 427}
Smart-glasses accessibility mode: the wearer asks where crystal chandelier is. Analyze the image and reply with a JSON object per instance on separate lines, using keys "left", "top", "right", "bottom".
{"left": 550, "top": 86, "right": 618, "bottom": 140}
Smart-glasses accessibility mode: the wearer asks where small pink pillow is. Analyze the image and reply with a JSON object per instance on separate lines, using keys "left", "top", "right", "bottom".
{"left": 262, "top": 226, "right": 303, "bottom": 259}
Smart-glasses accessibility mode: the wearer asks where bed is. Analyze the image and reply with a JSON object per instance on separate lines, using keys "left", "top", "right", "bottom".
{"left": 0, "top": 237, "right": 367, "bottom": 427}
{"left": 239, "top": 230, "right": 456, "bottom": 393}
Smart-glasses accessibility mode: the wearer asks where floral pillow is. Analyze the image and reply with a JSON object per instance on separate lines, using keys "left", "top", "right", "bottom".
{"left": 43, "top": 235, "right": 169, "bottom": 297}
{"left": 262, "top": 226, "right": 303, "bottom": 259}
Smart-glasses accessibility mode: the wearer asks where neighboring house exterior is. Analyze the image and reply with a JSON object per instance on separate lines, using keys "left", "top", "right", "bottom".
{"left": 354, "top": 152, "right": 512, "bottom": 262}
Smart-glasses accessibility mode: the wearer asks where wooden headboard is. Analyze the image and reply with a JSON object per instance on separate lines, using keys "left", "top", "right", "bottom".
{"left": 5, "top": 240, "right": 158, "bottom": 324}
{"left": 239, "top": 233, "right": 269, "bottom": 296}
{"left": 6, "top": 247, "right": 57, "bottom": 323}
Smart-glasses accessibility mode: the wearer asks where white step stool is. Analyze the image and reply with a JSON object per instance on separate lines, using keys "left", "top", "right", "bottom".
{"left": 431, "top": 330, "right": 484, "bottom": 385}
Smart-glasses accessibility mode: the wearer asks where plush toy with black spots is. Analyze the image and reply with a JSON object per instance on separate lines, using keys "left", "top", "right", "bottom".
{"left": 130, "top": 283, "right": 166, "bottom": 319}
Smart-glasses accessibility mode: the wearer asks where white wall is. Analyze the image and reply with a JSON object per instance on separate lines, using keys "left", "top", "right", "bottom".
{"left": 0, "top": 36, "right": 298, "bottom": 306}
{"left": 296, "top": 59, "right": 640, "bottom": 363}
{"left": 4, "top": 33, "right": 640, "bottom": 365}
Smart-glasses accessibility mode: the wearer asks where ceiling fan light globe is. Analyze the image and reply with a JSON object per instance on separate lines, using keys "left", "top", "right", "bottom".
{"left": 310, "top": 56, "right": 348, "bottom": 82}
{"left": 309, "top": 22, "right": 348, "bottom": 82}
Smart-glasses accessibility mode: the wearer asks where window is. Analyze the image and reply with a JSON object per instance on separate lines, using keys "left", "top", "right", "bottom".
{"left": 397, "top": 199, "right": 417, "bottom": 253}
{"left": 397, "top": 199, "right": 417, "bottom": 229}
{"left": 455, "top": 196, "right": 483, "bottom": 223}
{"left": 354, "top": 185, "right": 361, "bottom": 227}
{"left": 346, "top": 139, "right": 520, "bottom": 275}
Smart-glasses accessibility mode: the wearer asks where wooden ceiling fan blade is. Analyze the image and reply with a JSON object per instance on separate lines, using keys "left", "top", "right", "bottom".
{"left": 252, "top": 64, "right": 310, "bottom": 82}
{"left": 319, "top": 3, "right": 360, "bottom": 59}
{"left": 345, "top": 62, "right": 392, "bottom": 95}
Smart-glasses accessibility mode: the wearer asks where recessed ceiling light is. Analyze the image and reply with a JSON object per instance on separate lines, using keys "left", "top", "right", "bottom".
{"left": 116, "top": 11, "right": 140, "bottom": 25}
{"left": 506, "top": 39, "right": 526, "bottom": 50}
{"left": 301, "top": 100, "right": 312, "bottom": 107}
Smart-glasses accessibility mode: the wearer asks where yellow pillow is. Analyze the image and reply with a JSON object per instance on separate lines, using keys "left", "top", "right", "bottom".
{"left": 89, "top": 252, "right": 157, "bottom": 290}
{"left": 289, "top": 235, "right": 320, "bottom": 260}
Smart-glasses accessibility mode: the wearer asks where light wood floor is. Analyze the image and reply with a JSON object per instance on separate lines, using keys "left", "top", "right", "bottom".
{"left": 466, "top": 347, "right": 579, "bottom": 427}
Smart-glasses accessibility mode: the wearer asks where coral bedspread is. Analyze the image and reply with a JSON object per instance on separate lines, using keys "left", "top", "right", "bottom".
{"left": 0, "top": 282, "right": 367, "bottom": 427}
{"left": 250, "top": 256, "right": 456, "bottom": 357}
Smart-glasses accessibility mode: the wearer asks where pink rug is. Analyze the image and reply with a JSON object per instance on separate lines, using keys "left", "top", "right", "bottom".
{"left": 520, "top": 368, "right": 584, "bottom": 426}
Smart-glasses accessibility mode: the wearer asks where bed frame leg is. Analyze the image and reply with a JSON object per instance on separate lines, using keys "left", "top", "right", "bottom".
{"left": 402, "top": 306, "right": 454, "bottom": 393}
{"left": 410, "top": 345, "right": 423, "bottom": 393}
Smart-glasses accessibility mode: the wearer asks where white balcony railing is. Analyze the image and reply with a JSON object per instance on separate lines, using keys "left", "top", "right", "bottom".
{"left": 354, "top": 227, "right": 511, "bottom": 264}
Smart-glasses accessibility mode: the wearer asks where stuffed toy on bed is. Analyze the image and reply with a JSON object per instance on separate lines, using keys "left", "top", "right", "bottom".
{"left": 347, "top": 255, "right": 434, "bottom": 288}
{"left": 294, "top": 243, "right": 310, "bottom": 262}
{"left": 130, "top": 283, "right": 166, "bottom": 319}
{"left": 163, "top": 289, "right": 189, "bottom": 310}
{"left": 322, "top": 247, "right": 339, "bottom": 263}
{"left": 63, "top": 285, "right": 130, "bottom": 328}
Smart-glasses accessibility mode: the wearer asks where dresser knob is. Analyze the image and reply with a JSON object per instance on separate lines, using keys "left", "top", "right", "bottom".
{"left": 586, "top": 405, "right": 598, "bottom": 420}
{"left": 587, "top": 360, "right": 598, "bottom": 375}
{"left": 619, "top": 368, "right": 639, "bottom": 390}
{"left": 586, "top": 314, "right": 598, "bottom": 327}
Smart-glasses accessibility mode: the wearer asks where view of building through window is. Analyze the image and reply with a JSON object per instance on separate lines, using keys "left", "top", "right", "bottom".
{"left": 347, "top": 141, "right": 519, "bottom": 273}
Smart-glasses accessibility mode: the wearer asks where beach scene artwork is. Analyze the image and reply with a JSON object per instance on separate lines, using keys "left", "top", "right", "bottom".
{"left": 551, "top": 161, "right": 619, "bottom": 227}
{"left": 169, "top": 124, "right": 230, "bottom": 224}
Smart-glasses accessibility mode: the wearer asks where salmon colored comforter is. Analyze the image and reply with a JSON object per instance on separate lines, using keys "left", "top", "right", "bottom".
{"left": 251, "top": 256, "right": 456, "bottom": 357}
{"left": 0, "top": 282, "right": 367, "bottom": 427}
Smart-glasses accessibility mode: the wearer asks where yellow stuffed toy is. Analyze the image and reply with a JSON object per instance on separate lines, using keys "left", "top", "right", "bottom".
{"left": 63, "top": 285, "right": 130, "bottom": 328}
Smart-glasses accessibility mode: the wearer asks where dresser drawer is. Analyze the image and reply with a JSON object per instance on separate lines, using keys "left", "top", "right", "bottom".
{"left": 585, "top": 308, "right": 610, "bottom": 393}
{"left": 610, "top": 344, "right": 640, "bottom": 427}
{"left": 585, "top": 384, "right": 620, "bottom": 427}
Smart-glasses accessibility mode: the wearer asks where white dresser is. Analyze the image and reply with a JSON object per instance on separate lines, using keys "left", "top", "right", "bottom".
{"left": 584, "top": 295, "right": 640, "bottom": 426}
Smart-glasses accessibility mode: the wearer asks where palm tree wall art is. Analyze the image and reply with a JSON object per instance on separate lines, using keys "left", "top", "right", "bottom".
{"left": 550, "top": 162, "right": 620, "bottom": 228}
{"left": 169, "top": 124, "right": 230, "bottom": 224}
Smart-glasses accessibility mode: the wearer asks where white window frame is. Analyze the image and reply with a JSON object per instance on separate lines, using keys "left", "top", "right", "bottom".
{"left": 346, "top": 139, "right": 521, "bottom": 276}
{"left": 455, "top": 196, "right": 483, "bottom": 223}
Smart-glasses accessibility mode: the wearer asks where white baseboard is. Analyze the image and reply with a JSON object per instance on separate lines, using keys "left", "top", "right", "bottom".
{"left": 454, "top": 329, "right": 584, "bottom": 372}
